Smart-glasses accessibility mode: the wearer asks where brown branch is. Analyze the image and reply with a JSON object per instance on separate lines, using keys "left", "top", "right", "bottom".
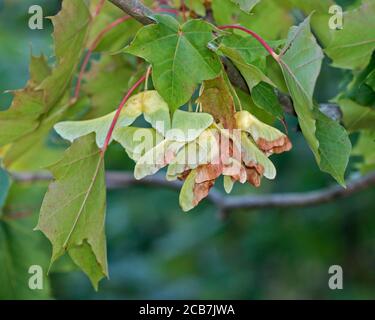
{"left": 10, "top": 171, "right": 375, "bottom": 213}
{"left": 109, "top": 0, "right": 154, "bottom": 24}
{"left": 221, "top": 173, "right": 375, "bottom": 211}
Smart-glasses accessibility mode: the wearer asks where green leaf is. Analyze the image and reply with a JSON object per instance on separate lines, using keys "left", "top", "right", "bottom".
{"left": 213, "top": 0, "right": 293, "bottom": 41}
{"left": 281, "top": 0, "right": 333, "bottom": 12}
{"left": 36, "top": 134, "right": 108, "bottom": 289}
{"left": 0, "top": 183, "right": 52, "bottom": 299}
{"left": 88, "top": 1, "right": 141, "bottom": 53}
{"left": 325, "top": 0, "right": 375, "bottom": 70}
{"left": 337, "top": 54, "right": 375, "bottom": 107}
{"left": 172, "top": 0, "right": 206, "bottom": 16}
{"left": 125, "top": 15, "right": 221, "bottom": 110}
{"left": 251, "top": 82, "right": 284, "bottom": 118}
{"left": 278, "top": 17, "right": 351, "bottom": 184}
{"left": 278, "top": 16, "right": 323, "bottom": 161}
{"left": 339, "top": 99, "right": 375, "bottom": 132}
{"left": 0, "top": 168, "right": 10, "bottom": 210}
{"left": 352, "top": 130, "right": 375, "bottom": 174}
{"left": 236, "top": 89, "right": 275, "bottom": 125}
{"left": 314, "top": 110, "right": 352, "bottom": 186}
{"left": 231, "top": 0, "right": 261, "bottom": 13}
{"left": 282, "top": 0, "right": 336, "bottom": 46}
{"left": 219, "top": 33, "right": 283, "bottom": 70}
{"left": 217, "top": 42, "right": 274, "bottom": 90}
{"left": 0, "top": 217, "right": 52, "bottom": 299}
{"left": 166, "top": 110, "right": 214, "bottom": 142}
{"left": 346, "top": 64, "right": 375, "bottom": 107}
{"left": 82, "top": 55, "right": 135, "bottom": 118}
{"left": 55, "top": 91, "right": 171, "bottom": 148}
{"left": 366, "top": 69, "right": 375, "bottom": 91}
{"left": 38, "top": 0, "right": 90, "bottom": 110}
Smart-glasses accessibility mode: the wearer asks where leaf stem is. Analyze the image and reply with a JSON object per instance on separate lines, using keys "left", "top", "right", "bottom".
{"left": 73, "top": 15, "right": 132, "bottom": 100}
{"left": 181, "top": 0, "right": 188, "bottom": 22}
{"left": 154, "top": 7, "right": 180, "bottom": 15}
{"left": 144, "top": 65, "right": 152, "bottom": 90}
{"left": 101, "top": 74, "right": 147, "bottom": 155}
{"left": 94, "top": 0, "right": 106, "bottom": 17}
{"left": 218, "top": 25, "right": 279, "bottom": 61}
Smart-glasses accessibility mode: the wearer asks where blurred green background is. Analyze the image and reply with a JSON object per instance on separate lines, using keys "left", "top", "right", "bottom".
{"left": 0, "top": 0, "right": 374, "bottom": 300}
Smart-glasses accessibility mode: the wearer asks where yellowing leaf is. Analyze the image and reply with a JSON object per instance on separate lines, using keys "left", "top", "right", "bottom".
{"left": 1, "top": 0, "right": 91, "bottom": 169}
{"left": 0, "top": 55, "right": 49, "bottom": 147}
{"left": 198, "top": 75, "right": 237, "bottom": 129}
{"left": 38, "top": 0, "right": 90, "bottom": 110}
{"left": 3, "top": 109, "right": 65, "bottom": 170}
{"left": 36, "top": 134, "right": 107, "bottom": 289}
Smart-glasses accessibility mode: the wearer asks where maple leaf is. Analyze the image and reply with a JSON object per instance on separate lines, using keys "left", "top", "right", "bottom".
{"left": 278, "top": 16, "right": 351, "bottom": 185}
{"left": 36, "top": 134, "right": 108, "bottom": 289}
{"left": 124, "top": 14, "right": 221, "bottom": 110}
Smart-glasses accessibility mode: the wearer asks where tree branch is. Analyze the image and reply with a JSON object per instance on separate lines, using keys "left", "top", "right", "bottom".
{"left": 109, "top": 0, "right": 154, "bottom": 24}
{"left": 10, "top": 171, "right": 375, "bottom": 213}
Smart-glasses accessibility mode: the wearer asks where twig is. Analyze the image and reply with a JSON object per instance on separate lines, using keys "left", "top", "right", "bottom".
{"left": 109, "top": 0, "right": 154, "bottom": 24}
{"left": 10, "top": 171, "right": 375, "bottom": 212}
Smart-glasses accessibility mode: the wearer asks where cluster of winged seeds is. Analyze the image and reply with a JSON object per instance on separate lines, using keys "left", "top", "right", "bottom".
{"left": 55, "top": 90, "right": 292, "bottom": 211}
